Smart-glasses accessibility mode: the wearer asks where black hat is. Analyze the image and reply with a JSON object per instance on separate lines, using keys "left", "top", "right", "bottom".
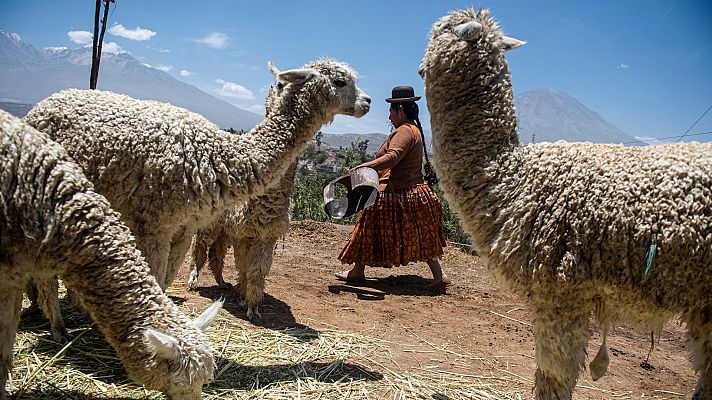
{"left": 385, "top": 85, "right": 421, "bottom": 103}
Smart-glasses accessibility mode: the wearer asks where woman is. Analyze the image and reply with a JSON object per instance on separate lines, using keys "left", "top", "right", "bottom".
{"left": 335, "top": 86, "right": 450, "bottom": 293}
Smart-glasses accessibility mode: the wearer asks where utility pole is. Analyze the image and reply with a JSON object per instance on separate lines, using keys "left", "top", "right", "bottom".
{"left": 90, "top": 0, "right": 115, "bottom": 89}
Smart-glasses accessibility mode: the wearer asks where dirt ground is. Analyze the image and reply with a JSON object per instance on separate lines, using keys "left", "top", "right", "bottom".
{"left": 169, "top": 220, "right": 697, "bottom": 399}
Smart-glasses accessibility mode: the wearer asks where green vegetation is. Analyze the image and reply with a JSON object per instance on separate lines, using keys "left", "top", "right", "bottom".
{"left": 290, "top": 134, "right": 473, "bottom": 252}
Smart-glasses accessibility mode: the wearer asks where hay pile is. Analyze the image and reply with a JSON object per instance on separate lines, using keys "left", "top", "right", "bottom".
{"left": 11, "top": 298, "right": 527, "bottom": 399}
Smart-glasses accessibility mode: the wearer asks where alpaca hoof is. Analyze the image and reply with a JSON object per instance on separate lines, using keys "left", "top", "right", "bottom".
{"left": 246, "top": 307, "right": 262, "bottom": 321}
{"left": 52, "top": 328, "right": 73, "bottom": 345}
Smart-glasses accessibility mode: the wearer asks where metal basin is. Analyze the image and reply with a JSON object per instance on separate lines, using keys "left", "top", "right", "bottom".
{"left": 323, "top": 167, "right": 380, "bottom": 219}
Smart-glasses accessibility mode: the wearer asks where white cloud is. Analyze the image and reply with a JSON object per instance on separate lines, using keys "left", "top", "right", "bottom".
{"left": 194, "top": 32, "right": 228, "bottom": 49}
{"left": 109, "top": 24, "right": 156, "bottom": 41}
{"left": 67, "top": 30, "right": 93, "bottom": 45}
{"left": 159, "top": 48, "right": 170, "bottom": 53}
{"left": 102, "top": 42, "right": 126, "bottom": 54}
{"left": 143, "top": 63, "right": 173, "bottom": 72}
{"left": 180, "top": 70, "right": 194, "bottom": 77}
{"left": 617, "top": 63, "right": 631, "bottom": 69}
{"left": 214, "top": 79, "right": 254, "bottom": 99}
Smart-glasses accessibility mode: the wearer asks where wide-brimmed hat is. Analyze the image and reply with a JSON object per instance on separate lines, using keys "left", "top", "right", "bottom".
{"left": 385, "top": 86, "right": 421, "bottom": 103}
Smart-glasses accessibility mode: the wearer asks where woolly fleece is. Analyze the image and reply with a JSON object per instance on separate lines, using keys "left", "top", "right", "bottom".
{"left": 25, "top": 59, "right": 370, "bottom": 290}
{"left": 0, "top": 110, "right": 219, "bottom": 400}
{"left": 421, "top": 8, "right": 712, "bottom": 399}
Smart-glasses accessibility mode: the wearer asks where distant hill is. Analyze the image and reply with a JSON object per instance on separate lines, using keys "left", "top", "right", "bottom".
{"left": 0, "top": 29, "right": 262, "bottom": 131}
{"left": 319, "top": 132, "right": 388, "bottom": 154}
{"left": 0, "top": 100, "right": 33, "bottom": 117}
{"left": 515, "top": 88, "right": 637, "bottom": 144}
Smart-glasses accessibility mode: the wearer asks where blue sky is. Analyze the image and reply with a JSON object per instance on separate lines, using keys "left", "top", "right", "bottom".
{"left": 2, "top": 1, "right": 711, "bottom": 142}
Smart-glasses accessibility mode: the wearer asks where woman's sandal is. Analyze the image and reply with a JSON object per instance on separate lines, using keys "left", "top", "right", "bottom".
{"left": 334, "top": 271, "right": 366, "bottom": 283}
{"left": 427, "top": 276, "right": 451, "bottom": 294}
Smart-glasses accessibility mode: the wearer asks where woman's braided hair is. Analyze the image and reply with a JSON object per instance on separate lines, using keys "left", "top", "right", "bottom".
{"left": 400, "top": 102, "right": 425, "bottom": 137}
{"left": 397, "top": 102, "right": 438, "bottom": 186}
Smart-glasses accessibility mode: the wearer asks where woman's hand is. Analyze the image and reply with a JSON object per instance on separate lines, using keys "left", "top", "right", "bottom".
{"left": 350, "top": 163, "right": 369, "bottom": 172}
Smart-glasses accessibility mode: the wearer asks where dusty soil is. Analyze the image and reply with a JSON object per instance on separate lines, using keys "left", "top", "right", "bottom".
{"left": 169, "top": 220, "right": 696, "bottom": 399}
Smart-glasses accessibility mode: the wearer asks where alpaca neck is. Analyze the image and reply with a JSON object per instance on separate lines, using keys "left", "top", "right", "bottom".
{"left": 428, "top": 65, "right": 520, "bottom": 175}
{"left": 221, "top": 87, "right": 328, "bottom": 200}
{"left": 427, "top": 56, "right": 522, "bottom": 258}
{"left": 61, "top": 217, "right": 187, "bottom": 373}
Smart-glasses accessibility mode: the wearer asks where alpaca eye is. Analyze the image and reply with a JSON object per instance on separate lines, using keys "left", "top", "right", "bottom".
{"left": 333, "top": 78, "right": 347, "bottom": 88}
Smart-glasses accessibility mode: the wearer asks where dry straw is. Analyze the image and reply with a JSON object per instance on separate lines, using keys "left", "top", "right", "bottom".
{"left": 11, "top": 298, "right": 527, "bottom": 400}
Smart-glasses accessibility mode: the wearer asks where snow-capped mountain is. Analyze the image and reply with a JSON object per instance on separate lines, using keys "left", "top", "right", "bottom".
{"left": 0, "top": 29, "right": 262, "bottom": 131}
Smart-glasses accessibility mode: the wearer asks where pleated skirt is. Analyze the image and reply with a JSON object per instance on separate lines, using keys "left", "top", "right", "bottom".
{"left": 338, "top": 183, "right": 446, "bottom": 267}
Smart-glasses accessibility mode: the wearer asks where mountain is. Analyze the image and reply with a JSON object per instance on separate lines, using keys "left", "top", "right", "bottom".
{"left": 321, "top": 89, "right": 637, "bottom": 153}
{"left": 515, "top": 88, "right": 637, "bottom": 144}
{"left": 0, "top": 29, "right": 262, "bottom": 131}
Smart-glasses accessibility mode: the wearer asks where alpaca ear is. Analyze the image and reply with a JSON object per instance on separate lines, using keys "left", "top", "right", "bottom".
{"left": 277, "top": 68, "right": 320, "bottom": 85}
{"left": 144, "top": 329, "right": 180, "bottom": 361}
{"left": 193, "top": 299, "right": 224, "bottom": 331}
{"left": 499, "top": 36, "right": 526, "bottom": 51}
{"left": 453, "top": 21, "right": 483, "bottom": 41}
{"left": 267, "top": 61, "right": 280, "bottom": 77}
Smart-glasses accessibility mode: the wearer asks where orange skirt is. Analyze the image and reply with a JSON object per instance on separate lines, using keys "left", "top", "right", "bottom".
{"left": 338, "top": 183, "right": 446, "bottom": 267}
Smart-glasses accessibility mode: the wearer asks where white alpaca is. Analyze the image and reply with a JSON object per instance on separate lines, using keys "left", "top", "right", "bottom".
{"left": 0, "top": 110, "right": 222, "bottom": 400}
{"left": 187, "top": 162, "right": 296, "bottom": 321}
{"left": 25, "top": 58, "right": 370, "bottom": 291}
{"left": 187, "top": 70, "right": 297, "bottom": 320}
{"left": 420, "top": 8, "right": 712, "bottom": 399}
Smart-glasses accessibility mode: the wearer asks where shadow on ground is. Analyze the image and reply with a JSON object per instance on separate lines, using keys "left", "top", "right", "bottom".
{"left": 328, "top": 273, "right": 447, "bottom": 298}
{"left": 195, "top": 285, "right": 321, "bottom": 341}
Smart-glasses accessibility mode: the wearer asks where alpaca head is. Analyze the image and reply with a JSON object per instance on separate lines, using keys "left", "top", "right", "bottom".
{"left": 419, "top": 8, "right": 525, "bottom": 89}
{"left": 268, "top": 58, "right": 371, "bottom": 123}
{"left": 140, "top": 300, "right": 223, "bottom": 400}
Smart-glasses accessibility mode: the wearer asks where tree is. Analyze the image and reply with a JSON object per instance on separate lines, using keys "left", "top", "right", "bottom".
{"left": 90, "top": 0, "right": 115, "bottom": 89}
{"left": 315, "top": 130, "right": 323, "bottom": 147}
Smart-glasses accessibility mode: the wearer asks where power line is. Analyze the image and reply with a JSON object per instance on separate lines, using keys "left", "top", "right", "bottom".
{"left": 677, "top": 104, "right": 712, "bottom": 143}
{"left": 622, "top": 130, "right": 712, "bottom": 145}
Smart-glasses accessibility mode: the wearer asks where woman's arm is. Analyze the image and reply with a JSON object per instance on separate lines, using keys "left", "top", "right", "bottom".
{"left": 356, "top": 125, "right": 415, "bottom": 172}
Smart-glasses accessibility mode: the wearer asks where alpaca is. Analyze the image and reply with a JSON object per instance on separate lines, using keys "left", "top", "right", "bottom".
{"left": 187, "top": 162, "right": 296, "bottom": 321}
{"left": 0, "top": 110, "right": 222, "bottom": 400}
{"left": 419, "top": 8, "right": 712, "bottom": 399}
{"left": 25, "top": 58, "right": 371, "bottom": 291}
{"left": 187, "top": 69, "right": 297, "bottom": 321}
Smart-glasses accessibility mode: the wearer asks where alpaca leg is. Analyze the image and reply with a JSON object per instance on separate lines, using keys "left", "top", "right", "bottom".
{"left": 207, "top": 235, "right": 229, "bottom": 288}
{"left": 35, "top": 276, "right": 71, "bottom": 343}
{"left": 165, "top": 226, "right": 193, "bottom": 288}
{"left": 136, "top": 233, "right": 171, "bottom": 290}
{"left": 232, "top": 239, "right": 249, "bottom": 308}
{"left": 685, "top": 306, "right": 712, "bottom": 399}
{"left": 188, "top": 237, "right": 209, "bottom": 291}
{"left": 243, "top": 241, "right": 275, "bottom": 321}
{"left": 21, "top": 278, "right": 41, "bottom": 318}
{"left": 1, "top": 287, "right": 23, "bottom": 400}
{"left": 532, "top": 300, "right": 592, "bottom": 400}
